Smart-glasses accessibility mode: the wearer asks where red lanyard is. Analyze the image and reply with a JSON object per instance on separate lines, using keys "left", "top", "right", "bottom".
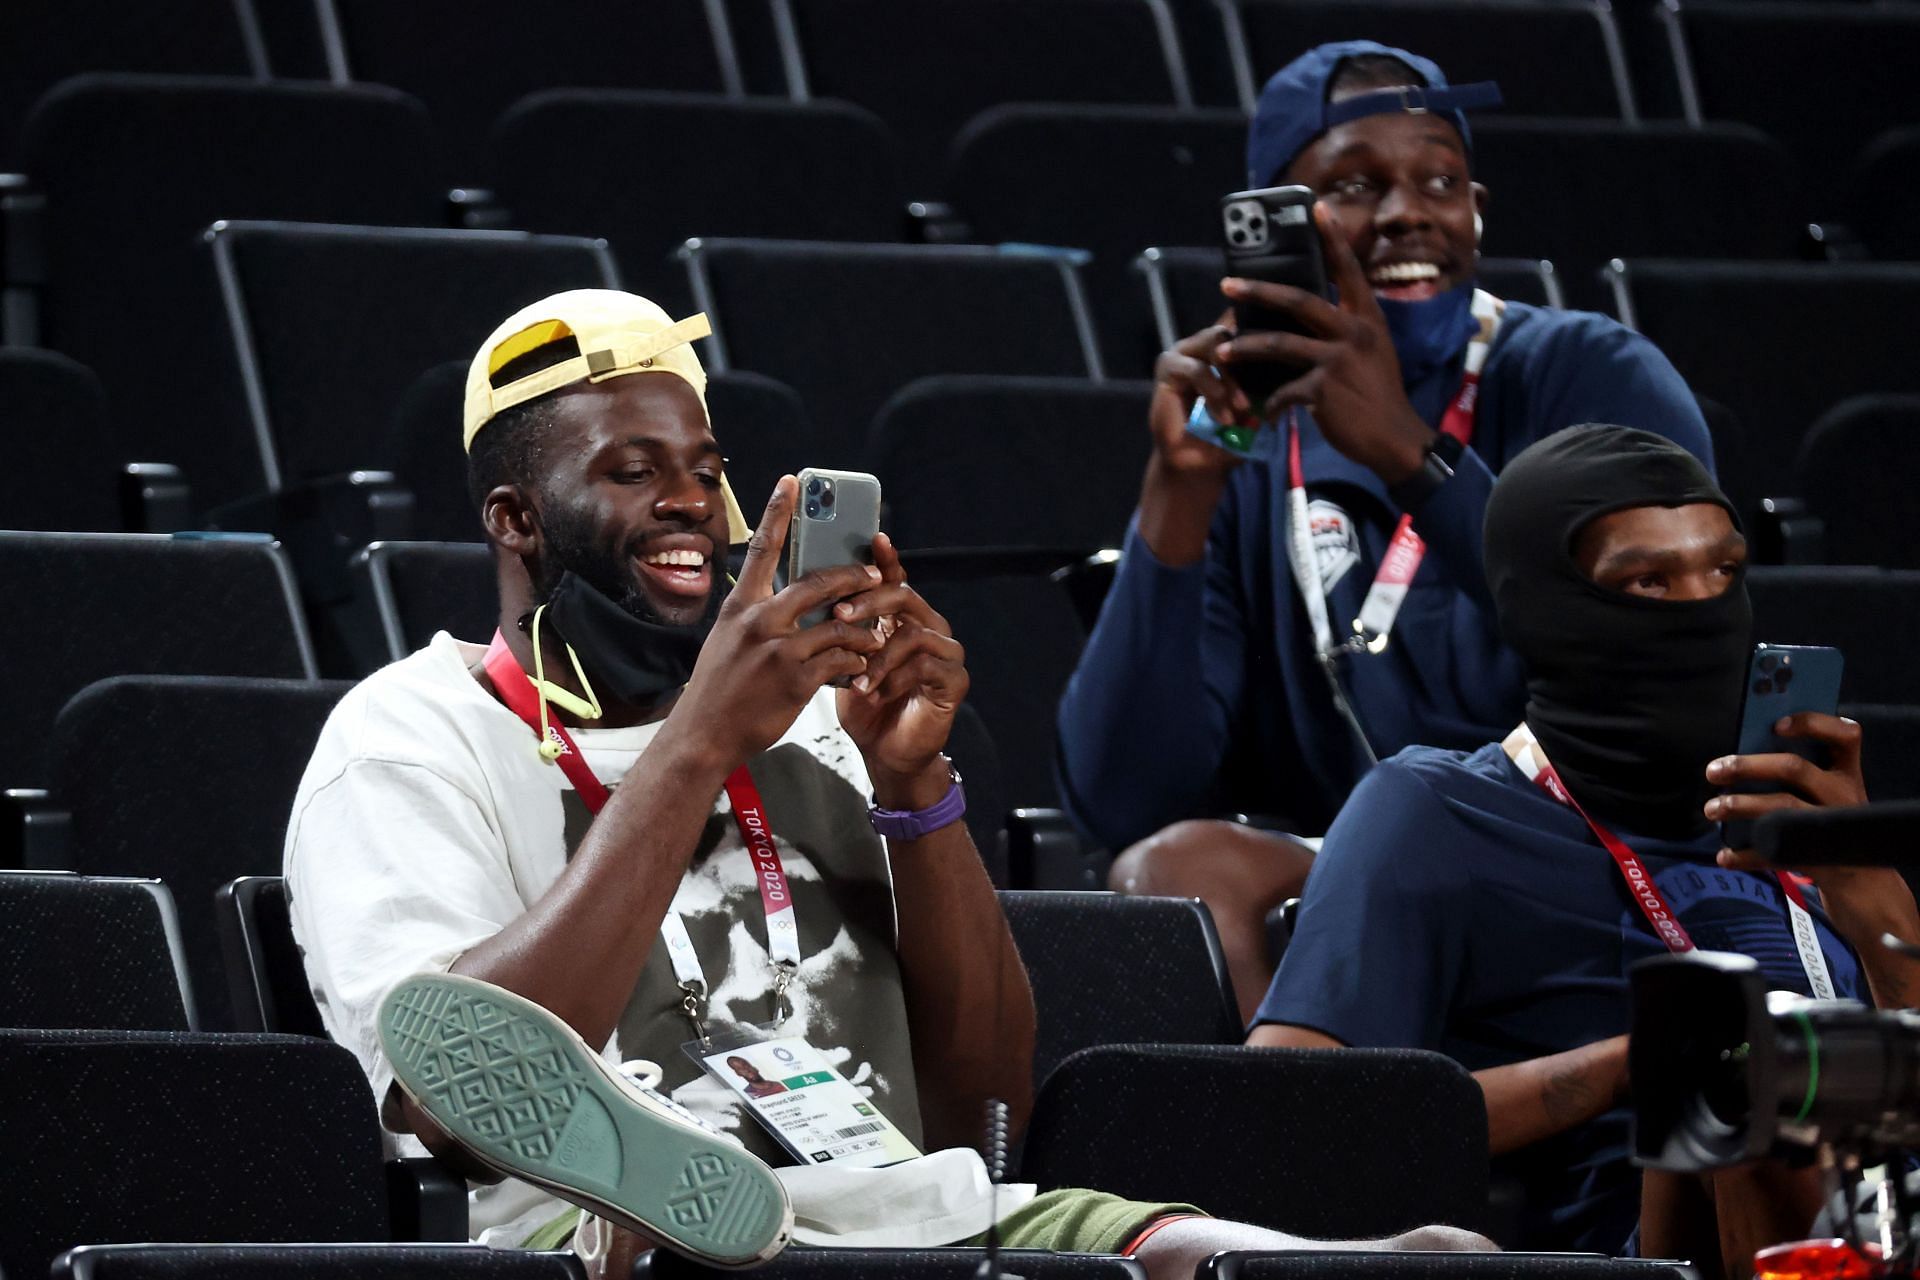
{"left": 481, "top": 631, "right": 801, "bottom": 1015}
{"left": 1502, "top": 723, "right": 1834, "bottom": 997}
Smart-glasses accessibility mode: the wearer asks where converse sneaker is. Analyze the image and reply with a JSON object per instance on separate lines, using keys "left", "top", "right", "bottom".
{"left": 379, "top": 972, "right": 792, "bottom": 1268}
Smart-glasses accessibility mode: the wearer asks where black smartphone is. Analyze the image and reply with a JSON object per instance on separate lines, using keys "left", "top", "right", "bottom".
{"left": 1722, "top": 643, "right": 1845, "bottom": 848}
{"left": 1219, "top": 184, "right": 1330, "bottom": 406}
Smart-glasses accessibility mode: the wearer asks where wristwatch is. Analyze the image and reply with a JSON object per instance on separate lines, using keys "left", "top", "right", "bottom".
{"left": 1388, "top": 432, "right": 1465, "bottom": 511}
{"left": 868, "top": 760, "right": 967, "bottom": 840}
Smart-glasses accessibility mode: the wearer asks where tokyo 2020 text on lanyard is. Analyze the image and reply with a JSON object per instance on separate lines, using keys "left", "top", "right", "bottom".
{"left": 1283, "top": 289, "right": 1504, "bottom": 764}
{"left": 483, "top": 630, "right": 801, "bottom": 1048}
{"left": 1503, "top": 722, "right": 1836, "bottom": 999}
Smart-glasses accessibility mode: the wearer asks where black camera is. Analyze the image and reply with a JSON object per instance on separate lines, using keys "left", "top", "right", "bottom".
{"left": 803, "top": 474, "right": 836, "bottom": 520}
{"left": 1630, "top": 951, "right": 1920, "bottom": 1171}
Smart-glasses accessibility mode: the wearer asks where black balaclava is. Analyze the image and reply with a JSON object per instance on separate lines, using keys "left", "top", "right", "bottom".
{"left": 1484, "top": 425, "right": 1750, "bottom": 839}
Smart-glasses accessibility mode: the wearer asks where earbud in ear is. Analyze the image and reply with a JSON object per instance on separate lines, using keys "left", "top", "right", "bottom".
{"left": 1473, "top": 212, "right": 1484, "bottom": 246}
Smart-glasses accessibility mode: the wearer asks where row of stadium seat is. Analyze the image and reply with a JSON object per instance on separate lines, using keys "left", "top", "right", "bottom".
{"left": 6, "top": 0, "right": 1916, "bottom": 195}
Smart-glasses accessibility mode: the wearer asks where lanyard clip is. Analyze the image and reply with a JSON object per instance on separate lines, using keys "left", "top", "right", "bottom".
{"left": 1350, "top": 618, "right": 1392, "bottom": 655}
{"left": 770, "top": 960, "right": 798, "bottom": 1026}
{"left": 679, "top": 980, "right": 711, "bottom": 1049}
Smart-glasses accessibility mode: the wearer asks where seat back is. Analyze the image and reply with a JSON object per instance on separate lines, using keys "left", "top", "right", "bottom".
{"left": 1201, "top": 1252, "right": 1696, "bottom": 1279}
{"left": 21, "top": 76, "right": 447, "bottom": 514}
{"left": 1606, "top": 261, "right": 1920, "bottom": 522}
{"left": 1747, "top": 567, "right": 1920, "bottom": 705}
{"left": 492, "top": 90, "right": 901, "bottom": 313}
{"left": 946, "top": 105, "right": 1248, "bottom": 372}
{"left": 0, "top": 872, "right": 194, "bottom": 1031}
{"left": 1844, "top": 704, "right": 1920, "bottom": 807}
{"left": 0, "top": 1, "right": 263, "bottom": 170}
{"left": 0, "top": 533, "right": 315, "bottom": 789}
{"left": 355, "top": 541, "right": 497, "bottom": 665}
{"left": 1666, "top": 2, "right": 1920, "bottom": 191}
{"left": 218, "top": 875, "right": 325, "bottom": 1037}
{"left": 776, "top": 0, "right": 1188, "bottom": 196}
{"left": 685, "top": 238, "right": 1103, "bottom": 464}
{"left": 0, "top": 1029, "right": 390, "bottom": 1280}
{"left": 1797, "top": 395, "right": 1920, "bottom": 570}
{"left": 0, "top": 349, "right": 124, "bottom": 532}
{"left": 318, "top": 0, "right": 740, "bottom": 177}
{"left": 1020, "top": 1044, "right": 1489, "bottom": 1240}
{"left": 1141, "top": 247, "right": 1562, "bottom": 353}
{"left": 1224, "top": 0, "right": 1633, "bottom": 120}
{"left": 872, "top": 376, "right": 1150, "bottom": 552}
{"left": 1470, "top": 120, "right": 1799, "bottom": 309}
{"left": 639, "top": 1249, "right": 1144, "bottom": 1280}
{"left": 1845, "top": 126, "right": 1920, "bottom": 262}
{"left": 1001, "top": 892, "right": 1241, "bottom": 1089}
{"left": 208, "top": 221, "right": 619, "bottom": 492}
{"left": 706, "top": 371, "right": 821, "bottom": 527}
{"left": 53, "top": 676, "right": 354, "bottom": 1030}
{"left": 55, "top": 1243, "right": 586, "bottom": 1280}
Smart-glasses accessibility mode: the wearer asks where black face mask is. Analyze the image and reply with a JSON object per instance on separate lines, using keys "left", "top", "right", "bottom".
{"left": 1484, "top": 425, "right": 1750, "bottom": 839}
{"left": 537, "top": 570, "right": 723, "bottom": 709}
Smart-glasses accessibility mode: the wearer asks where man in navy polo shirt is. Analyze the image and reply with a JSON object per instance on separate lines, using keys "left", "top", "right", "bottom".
{"left": 1056, "top": 43, "right": 1714, "bottom": 1011}
{"left": 1249, "top": 425, "right": 1920, "bottom": 1258}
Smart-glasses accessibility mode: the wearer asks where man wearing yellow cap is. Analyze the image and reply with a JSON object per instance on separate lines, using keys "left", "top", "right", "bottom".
{"left": 285, "top": 290, "right": 1487, "bottom": 1275}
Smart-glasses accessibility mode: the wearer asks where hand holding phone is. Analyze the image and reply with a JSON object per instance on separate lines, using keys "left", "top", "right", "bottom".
{"left": 1715, "top": 644, "right": 1846, "bottom": 849}
{"left": 788, "top": 467, "right": 883, "bottom": 633}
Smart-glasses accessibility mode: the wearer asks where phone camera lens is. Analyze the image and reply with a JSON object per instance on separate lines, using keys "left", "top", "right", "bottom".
{"left": 821, "top": 487, "right": 835, "bottom": 508}
{"left": 1775, "top": 667, "right": 1794, "bottom": 689}
{"left": 804, "top": 499, "right": 822, "bottom": 518}
{"left": 805, "top": 477, "right": 823, "bottom": 497}
{"left": 1759, "top": 654, "right": 1777, "bottom": 673}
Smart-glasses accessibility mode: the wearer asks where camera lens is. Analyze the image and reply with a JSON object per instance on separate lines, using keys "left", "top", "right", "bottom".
{"left": 1760, "top": 655, "right": 1778, "bottom": 673}
{"left": 804, "top": 499, "right": 821, "bottom": 518}
{"left": 806, "top": 477, "right": 823, "bottom": 497}
{"left": 821, "top": 487, "right": 835, "bottom": 508}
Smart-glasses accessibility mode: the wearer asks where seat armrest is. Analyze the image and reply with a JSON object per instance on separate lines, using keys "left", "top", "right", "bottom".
{"left": 1, "top": 173, "right": 46, "bottom": 344}
{"left": 213, "top": 472, "right": 417, "bottom": 602}
{"left": 386, "top": 1156, "right": 468, "bottom": 1241}
{"left": 1051, "top": 550, "right": 1120, "bottom": 631}
{"left": 448, "top": 187, "right": 510, "bottom": 230}
{"left": 906, "top": 200, "right": 970, "bottom": 244}
{"left": 0, "top": 788, "right": 73, "bottom": 870}
{"left": 121, "top": 462, "right": 194, "bottom": 533}
{"left": 1752, "top": 496, "right": 1826, "bottom": 565}
{"left": 1004, "top": 807, "right": 1111, "bottom": 890}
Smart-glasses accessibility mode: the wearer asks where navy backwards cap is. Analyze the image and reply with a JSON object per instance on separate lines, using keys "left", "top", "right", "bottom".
{"left": 1246, "top": 40, "right": 1503, "bottom": 188}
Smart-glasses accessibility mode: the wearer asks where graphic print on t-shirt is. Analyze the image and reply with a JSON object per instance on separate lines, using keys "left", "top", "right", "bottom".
{"left": 1624, "top": 862, "right": 1864, "bottom": 998}
{"left": 562, "top": 739, "right": 919, "bottom": 1165}
{"left": 1307, "top": 498, "right": 1360, "bottom": 593}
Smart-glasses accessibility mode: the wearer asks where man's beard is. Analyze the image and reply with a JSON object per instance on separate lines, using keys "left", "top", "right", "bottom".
{"left": 532, "top": 496, "right": 721, "bottom": 629}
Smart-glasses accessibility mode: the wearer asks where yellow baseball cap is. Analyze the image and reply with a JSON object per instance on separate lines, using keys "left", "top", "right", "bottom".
{"left": 464, "top": 288, "right": 751, "bottom": 544}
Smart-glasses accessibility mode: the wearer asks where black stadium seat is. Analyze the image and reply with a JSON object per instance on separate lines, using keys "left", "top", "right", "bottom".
{"left": 206, "top": 221, "right": 619, "bottom": 496}
{"left": 1001, "top": 891, "right": 1242, "bottom": 1090}
{"left": 54, "top": 1243, "right": 586, "bottom": 1280}
{"left": 0, "top": 533, "right": 316, "bottom": 790}
{"left": 871, "top": 376, "right": 1151, "bottom": 553}
{"left": 51, "top": 676, "right": 354, "bottom": 1031}
{"left": 0, "top": 0, "right": 265, "bottom": 171}
{"left": 706, "top": 371, "right": 821, "bottom": 524}
{"left": 638, "top": 1249, "right": 1143, "bottom": 1280}
{"left": 1797, "top": 395, "right": 1920, "bottom": 570}
{"left": 683, "top": 238, "right": 1105, "bottom": 464}
{"left": 1221, "top": 0, "right": 1637, "bottom": 121}
{"left": 0, "top": 1029, "right": 455, "bottom": 1280}
{"left": 1844, "top": 126, "right": 1920, "bottom": 262}
{"left": 947, "top": 105, "right": 1249, "bottom": 373}
{"left": 315, "top": 0, "right": 745, "bottom": 179}
{"left": 218, "top": 875, "right": 326, "bottom": 1037}
{"left": 0, "top": 350, "right": 125, "bottom": 532}
{"left": 1140, "top": 246, "right": 1563, "bottom": 353}
{"left": 1747, "top": 567, "right": 1920, "bottom": 706}
{"left": 354, "top": 540, "right": 496, "bottom": 665}
{"left": 1846, "top": 705, "right": 1920, "bottom": 807}
{"left": 0, "top": 872, "right": 195, "bottom": 1031}
{"left": 1470, "top": 120, "right": 1800, "bottom": 308}
{"left": 1605, "top": 261, "right": 1920, "bottom": 522}
{"left": 1198, "top": 1252, "right": 1695, "bottom": 1279}
{"left": 1658, "top": 1, "right": 1920, "bottom": 193}
{"left": 20, "top": 75, "right": 447, "bottom": 516}
{"left": 1021, "top": 1044, "right": 1490, "bottom": 1240}
{"left": 770, "top": 0, "right": 1192, "bottom": 196}
{"left": 492, "top": 90, "right": 903, "bottom": 313}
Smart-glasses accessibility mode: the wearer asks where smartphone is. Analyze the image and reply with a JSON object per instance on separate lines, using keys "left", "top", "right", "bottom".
{"left": 1219, "top": 184, "right": 1330, "bottom": 406}
{"left": 788, "top": 468, "right": 882, "bottom": 631}
{"left": 1722, "top": 643, "right": 1845, "bottom": 848}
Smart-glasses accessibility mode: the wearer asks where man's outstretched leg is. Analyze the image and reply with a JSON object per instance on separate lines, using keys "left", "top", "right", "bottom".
{"left": 1128, "top": 1216, "right": 1494, "bottom": 1280}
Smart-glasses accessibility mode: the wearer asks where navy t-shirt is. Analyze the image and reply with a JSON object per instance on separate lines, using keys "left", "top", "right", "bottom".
{"left": 1254, "top": 742, "right": 1867, "bottom": 1253}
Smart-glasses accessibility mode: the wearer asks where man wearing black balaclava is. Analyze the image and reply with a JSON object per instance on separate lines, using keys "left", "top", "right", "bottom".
{"left": 1248, "top": 425, "right": 1920, "bottom": 1257}
{"left": 1059, "top": 41, "right": 1719, "bottom": 1017}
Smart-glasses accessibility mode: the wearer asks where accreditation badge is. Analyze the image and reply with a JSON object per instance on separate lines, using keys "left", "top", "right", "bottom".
{"left": 687, "top": 1033, "right": 921, "bottom": 1168}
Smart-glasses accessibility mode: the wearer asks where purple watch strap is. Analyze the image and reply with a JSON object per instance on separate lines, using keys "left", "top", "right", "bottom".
{"left": 868, "top": 766, "right": 967, "bottom": 840}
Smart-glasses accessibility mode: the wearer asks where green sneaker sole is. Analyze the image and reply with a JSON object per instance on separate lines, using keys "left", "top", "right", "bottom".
{"left": 379, "top": 972, "right": 792, "bottom": 1267}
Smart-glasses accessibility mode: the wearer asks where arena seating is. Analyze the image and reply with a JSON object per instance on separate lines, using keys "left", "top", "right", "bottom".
{"left": 0, "top": 872, "right": 195, "bottom": 1031}
{"left": 1843, "top": 126, "right": 1920, "bottom": 262}
{"left": 1797, "top": 396, "right": 1920, "bottom": 570}
{"left": 0, "top": 349, "right": 126, "bottom": 532}
{"left": 638, "top": 1250, "right": 1145, "bottom": 1280}
{"left": 1198, "top": 1255, "right": 1697, "bottom": 1279}
{"left": 217, "top": 875, "right": 326, "bottom": 1037}
{"left": 872, "top": 376, "right": 1152, "bottom": 552}
{"left": 1747, "top": 567, "right": 1920, "bottom": 705}
{"left": 50, "top": 676, "right": 354, "bottom": 1030}
{"left": 492, "top": 91, "right": 903, "bottom": 315}
{"left": 53, "top": 1244, "right": 586, "bottom": 1280}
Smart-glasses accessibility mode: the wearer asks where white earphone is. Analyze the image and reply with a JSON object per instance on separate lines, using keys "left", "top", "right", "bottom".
{"left": 1474, "top": 212, "right": 1484, "bottom": 246}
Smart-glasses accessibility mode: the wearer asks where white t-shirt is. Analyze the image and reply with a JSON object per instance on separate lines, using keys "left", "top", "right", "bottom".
{"left": 285, "top": 632, "right": 1028, "bottom": 1247}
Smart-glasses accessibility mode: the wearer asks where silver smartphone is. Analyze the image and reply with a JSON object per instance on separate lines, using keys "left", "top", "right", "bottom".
{"left": 788, "top": 468, "right": 883, "bottom": 630}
